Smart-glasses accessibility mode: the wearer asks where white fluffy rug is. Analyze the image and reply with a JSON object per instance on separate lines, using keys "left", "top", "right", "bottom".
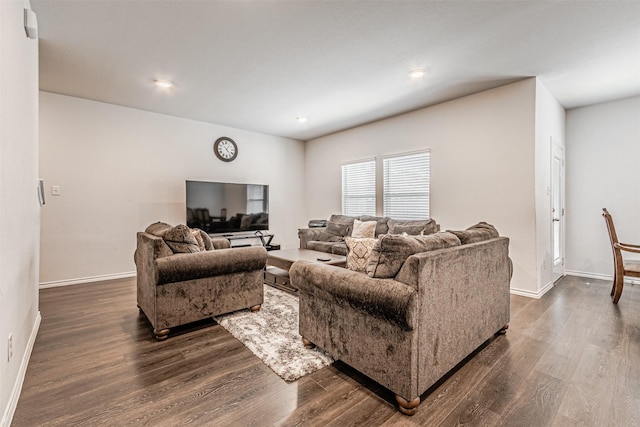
{"left": 214, "top": 285, "right": 334, "bottom": 382}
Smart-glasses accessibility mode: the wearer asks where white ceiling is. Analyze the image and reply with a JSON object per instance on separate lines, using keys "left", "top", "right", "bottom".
{"left": 31, "top": 1, "right": 640, "bottom": 141}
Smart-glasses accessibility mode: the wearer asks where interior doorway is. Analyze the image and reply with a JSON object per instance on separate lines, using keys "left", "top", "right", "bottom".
{"left": 551, "top": 141, "right": 565, "bottom": 283}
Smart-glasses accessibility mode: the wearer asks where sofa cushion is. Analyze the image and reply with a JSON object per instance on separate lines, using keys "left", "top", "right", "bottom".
{"left": 159, "top": 224, "right": 201, "bottom": 253}
{"left": 367, "top": 232, "right": 461, "bottom": 278}
{"left": 318, "top": 221, "right": 351, "bottom": 242}
{"left": 307, "top": 240, "right": 337, "bottom": 254}
{"left": 448, "top": 222, "right": 499, "bottom": 245}
{"left": 359, "top": 215, "right": 390, "bottom": 236}
{"left": 345, "top": 237, "right": 378, "bottom": 272}
{"left": 388, "top": 219, "right": 438, "bottom": 236}
{"left": 352, "top": 219, "right": 377, "bottom": 238}
{"left": 331, "top": 242, "right": 348, "bottom": 256}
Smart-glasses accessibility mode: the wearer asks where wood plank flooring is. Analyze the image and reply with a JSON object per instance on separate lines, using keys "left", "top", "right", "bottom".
{"left": 12, "top": 275, "right": 640, "bottom": 426}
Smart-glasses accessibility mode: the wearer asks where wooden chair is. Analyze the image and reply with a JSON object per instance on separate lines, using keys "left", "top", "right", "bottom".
{"left": 602, "top": 208, "right": 640, "bottom": 303}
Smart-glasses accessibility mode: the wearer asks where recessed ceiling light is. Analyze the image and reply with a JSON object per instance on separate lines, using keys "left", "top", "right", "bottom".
{"left": 296, "top": 116, "right": 308, "bottom": 123}
{"left": 409, "top": 69, "right": 425, "bottom": 79}
{"left": 154, "top": 79, "right": 174, "bottom": 89}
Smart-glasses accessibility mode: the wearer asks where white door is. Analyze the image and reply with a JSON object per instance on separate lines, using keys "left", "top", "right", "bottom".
{"left": 551, "top": 142, "right": 565, "bottom": 283}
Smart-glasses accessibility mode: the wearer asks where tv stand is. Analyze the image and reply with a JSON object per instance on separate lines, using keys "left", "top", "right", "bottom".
{"left": 221, "top": 233, "right": 278, "bottom": 250}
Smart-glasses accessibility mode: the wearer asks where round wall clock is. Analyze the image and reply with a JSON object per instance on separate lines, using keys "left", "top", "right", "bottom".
{"left": 213, "top": 137, "right": 238, "bottom": 162}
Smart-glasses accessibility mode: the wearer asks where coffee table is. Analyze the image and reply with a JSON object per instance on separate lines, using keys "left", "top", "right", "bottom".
{"left": 265, "top": 249, "right": 346, "bottom": 293}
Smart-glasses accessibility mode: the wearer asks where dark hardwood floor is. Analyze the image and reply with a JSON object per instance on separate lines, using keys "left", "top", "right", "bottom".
{"left": 12, "top": 275, "right": 640, "bottom": 426}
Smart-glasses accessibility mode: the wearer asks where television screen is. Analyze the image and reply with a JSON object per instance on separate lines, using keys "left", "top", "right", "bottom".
{"left": 186, "top": 180, "right": 269, "bottom": 234}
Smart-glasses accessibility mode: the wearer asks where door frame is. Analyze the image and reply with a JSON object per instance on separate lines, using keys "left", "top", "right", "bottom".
{"left": 551, "top": 140, "right": 565, "bottom": 283}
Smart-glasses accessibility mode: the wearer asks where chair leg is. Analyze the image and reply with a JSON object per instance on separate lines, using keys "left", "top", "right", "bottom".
{"left": 610, "top": 272, "right": 617, "bottom": 296}
{"left": 612, "top": 275, "right": 623, "bottom": 304}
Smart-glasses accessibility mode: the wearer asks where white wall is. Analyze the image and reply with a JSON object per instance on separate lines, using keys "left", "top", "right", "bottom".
{"left": 534, "top": 79, "right": 566, "bottom": 294}
{"left": 565, "top": 96, "right": 640, "bottom": 278}
{"left": 39, "top": 92, "right": 306, "bottom": 284}
{"left": 0, "top": 1, "right": 41, "bottom": 425}
{"left": 305, "top": 79, "right": 540, "bottom": 294}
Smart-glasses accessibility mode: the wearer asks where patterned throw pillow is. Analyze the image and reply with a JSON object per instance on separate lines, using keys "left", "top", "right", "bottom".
{"left": 351, "top": 219, "right": 377, "bottom": 238}
{"left": 345, "top": 237, "right": 378, "bottom": 272}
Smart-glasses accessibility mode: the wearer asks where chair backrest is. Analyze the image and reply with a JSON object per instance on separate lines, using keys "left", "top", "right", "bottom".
{"left": 602, "top": 208, "right": 623, "bottom": 273}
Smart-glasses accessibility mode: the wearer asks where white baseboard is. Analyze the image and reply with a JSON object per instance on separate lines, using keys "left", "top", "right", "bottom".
{"left": 1, "top": 312, "right": 41, "bottom": 427}
{"left": 510, "top": 280, "right": 555, "bottom": 299}
{"left": 39, "top": 271, "right": 136, "bottom": 288}
{"left": 565, "top": 270, "right": 639, "bottom": 285}
{"left": 565, "top": 270, "right": 612, "bottom": 281}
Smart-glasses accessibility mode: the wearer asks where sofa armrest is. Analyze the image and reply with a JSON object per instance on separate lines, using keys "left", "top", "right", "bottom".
{"left": 298, "top": 227, "right": 325, "bottom": 249}
{"left": 156, "top": 246, "right": 267, "bottom": 284}
{"left": 290, "top": 260, "right": 416, "bottom": 330}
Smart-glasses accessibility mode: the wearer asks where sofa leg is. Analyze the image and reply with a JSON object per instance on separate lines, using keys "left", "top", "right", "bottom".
{"left": 395, "top": 395, "right": 420, "bottom": 415}
{"left": 154, "top": 328, "right": 170, "bottom": 341}
{"left": 301, "top": 337, "right": 315, "bottom": 349}
{"left": 250, "top": 304, "right": 261, "bottom": 312}
{"left": 497, "top": 324, "right": 509, "bottom": 335}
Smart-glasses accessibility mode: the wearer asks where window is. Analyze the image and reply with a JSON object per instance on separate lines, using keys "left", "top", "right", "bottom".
{"left": 383, "top": 150, "right": 430, "bottom": 220}
{"left": 247, "top": 184, "right": 267, "bottom": 213}
{"left": 342, "top": 159, "right": 376, "bottom": 216}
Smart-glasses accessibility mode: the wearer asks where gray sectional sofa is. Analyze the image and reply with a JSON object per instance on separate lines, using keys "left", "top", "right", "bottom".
{"left": 290, "top": 222, "right": 512, "bottom": 415}
{"left": 298, "top": 214, "right": 439, "bottom": 255}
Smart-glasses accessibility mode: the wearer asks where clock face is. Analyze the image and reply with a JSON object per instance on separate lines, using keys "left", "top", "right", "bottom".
{"left": 213, "top": 137, "right": 238, "bottom": 162}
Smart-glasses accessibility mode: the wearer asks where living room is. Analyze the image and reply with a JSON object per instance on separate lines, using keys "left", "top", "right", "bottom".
{"left": 2, "top": 1, "right": 640, "bottom": 425}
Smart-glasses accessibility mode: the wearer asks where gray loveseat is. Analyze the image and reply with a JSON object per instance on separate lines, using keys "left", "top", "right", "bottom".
{"left": 135, "top": 222, "right": 267, "bottom": 340}
{"left": 298, "top": 214, "right": 439, "bottom": 255}
{"left": 290, "top": 223, "right": 511, "bottom": 415}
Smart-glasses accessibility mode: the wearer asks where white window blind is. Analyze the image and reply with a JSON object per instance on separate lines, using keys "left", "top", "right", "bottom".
{"left": 383, "top": 151, "right": 430, "bottom": 220}
{"left": 342, "top": 159, "right": 376, "bottom": 216}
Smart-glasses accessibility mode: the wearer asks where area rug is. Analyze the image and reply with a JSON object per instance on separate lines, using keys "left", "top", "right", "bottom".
{"left": 214, "top": 285, "right": 334, "bottom": 382}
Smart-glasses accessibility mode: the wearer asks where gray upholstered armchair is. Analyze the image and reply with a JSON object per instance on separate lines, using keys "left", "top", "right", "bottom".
{"left": 134, "top": 222, "right": 267, "bottom": 340}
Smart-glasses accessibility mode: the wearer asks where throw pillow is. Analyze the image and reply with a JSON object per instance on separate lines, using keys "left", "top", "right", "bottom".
{"left": 448, "top": 222, "right": 499, "bottom": 245}
{"left": 359, "top": 215, "right": 390, "bottom": 236}
{"left": 351, "top": 219, "right": 377, "bottom": 238}
{"left": 388, "top": 219, "right": 438, "bottom": 236}
{"left": 191, "top": 228, "right": 206, "bottom": 251}
{"left": 197, "top": 229, "right": 214, "bottom": 250}
{"left": 145, "top": 221, "right": 172, "bottom": 236}
{"left": 345, "top": 237, "right": 378, "bottom": 272}
{"left": 318, "top": 221, "right": 352, "bottom": 242}
{"left": 328, "top": 214, "right": 357, "bottom": 225}
{"left": 366, "top": 232, "right": 461, "bottom": 278}
{"left": 159, "top": 224, "right": 201, "bottom": 253}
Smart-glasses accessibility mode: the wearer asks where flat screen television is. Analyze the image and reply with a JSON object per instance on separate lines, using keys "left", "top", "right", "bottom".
{"left": 186, "top": 180, "right": 269, "bottom": 234}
